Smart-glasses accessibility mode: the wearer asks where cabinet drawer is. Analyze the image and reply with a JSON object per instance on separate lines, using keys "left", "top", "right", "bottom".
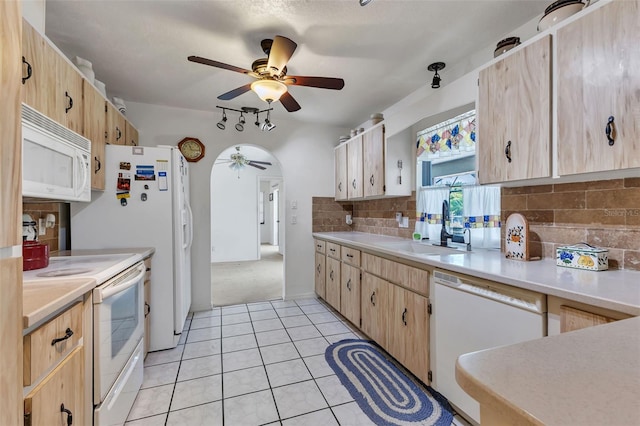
{"left": 341, "top": 247, "right": 361, "bottom": 267}
{"left": 314, "top": 239, "right": 326, "bottom": 254}
{"left": 362, "top": 253, "right": 430, "bottom": 296}
{"left": 24, "top": 302, "right": 83, "bottom": 386}
{"left": 327, "top": 242, "right": 341, "bottom": 259}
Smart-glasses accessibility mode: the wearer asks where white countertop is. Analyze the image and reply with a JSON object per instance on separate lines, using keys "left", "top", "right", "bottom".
{"left": 456, "top": 316, "right": 640, "bottom": 426}
{"left": 312, "top": 232, "right": 640, "bottom": 316}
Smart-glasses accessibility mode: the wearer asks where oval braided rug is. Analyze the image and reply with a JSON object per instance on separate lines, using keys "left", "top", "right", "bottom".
{"left": 325, "top": 339, "right": 453, "bottom": 426}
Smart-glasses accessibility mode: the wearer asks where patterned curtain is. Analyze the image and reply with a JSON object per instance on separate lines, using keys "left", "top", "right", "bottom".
{"left": 416, "top": 110, "right": 476, "bottom": 159}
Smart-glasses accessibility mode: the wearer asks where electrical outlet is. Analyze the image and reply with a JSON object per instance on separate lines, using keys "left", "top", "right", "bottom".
{"left": 395, "top": 212, "right": 402, "bottom": 222}
{"left": 38, "top": 219, "right": 46, "bottom": 235}
{"left": 291, "top": 215, "right": 297, "bottom": 224}
{"left": 399, "top": 217, "right": 409, "bottom": 228}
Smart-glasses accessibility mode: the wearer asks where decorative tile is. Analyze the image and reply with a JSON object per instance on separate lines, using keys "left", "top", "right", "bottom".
{"left": 221, "top": 312, "right": 251, "bottom": 325}
{"left": 222, "top": 334, "right": 258, "bottom": 353}
{"left": 315, "top": 321, "right": 351, "bottom": 336}
{"left": 222, "top": 348, "right": 263, "bottom": 372}
{"left": 170, "top": 374, "right": 222, "bottom": 411}
{"left": 177, "top": 354, "right": 222, "bottom": 382}
{"left": 260, "top": 342, "right": 301, "bottom": 365}
{"left": 272, "top": 380, "right": 328, "bottom": 419}
{"left": 186, "top": 326, "right": 221, "bottom": 343}
{"left": 294, "top": 337, "right": 330, "bottom": 357}
{"left": 276, "top": 306, "right": 304, "bottom": 317}
{"left": 144, "top": 345, "right": 184, "bottom": 366}
{"left": 307, "top": 312, "right": 338, "bottom": 324}
{"left": 126, "top": 384, "right": 173, "bottom": 421}
{"left": 280, "top": 315, "right": 312, "bottom": 328}
{"left": 256, "top": 329, "right": 291, "bottom": 347}
{"left": 191, "top": 316, "right": 222, "bottom": 329}
{"left": 223, "top": 366, "right": 270, "bottom": 398}
{"left": 331, "top": 401, "right": 378, "bottom": 425}
{"left": 315, "top": 375, "right": 354, "bottom": 405}
{"left": 221, "top": 322, "right": 254, "bottom": 338}
{"left": 265, "top": 358, "right": 312, "bottom": 388}
{"left": 252, "top": 318, "right": 284, "bottom": 333}
{"left": 141, "top": 361, "right": 179, "bottom": 389}
{"left": 165, "top": 401, "right": 222, "bottom": 426}
{"left": 223, "top": 390, "right": 279, "bottom": 426}
{"left": 183, "top": 339, "right": 221, "bottom": 359}
{"left": 250, "top": 309, "right": 278, "bottom": 321}
{"left": 303, "top": 354, "right": 334, "bottom": 378}
{"left": 281, "top": 409, "right": 338, "bottom": 426}
{"left": 287, "top": 325, "right": 322, "bottom": 341}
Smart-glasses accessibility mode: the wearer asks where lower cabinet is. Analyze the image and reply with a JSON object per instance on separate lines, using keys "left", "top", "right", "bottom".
{"left": 548, "top": 296, "right": 630, "bottom": 335}
{"left": 361, "top": 272, "right": 389, "bottom": 348}
{"left": 314, "top": 252, "right": 326, "bottom": 299}
{"left": 340, "top": 263, "right": 361, "bottom": 325}
{"left": 387, "top": 285, "right": 430, "bottom": 384}
{"left": 325, "top": 256, "right": 341, "bottom": 311}
{"left": 143, "top": 256, "right": 152, "bottom": 358}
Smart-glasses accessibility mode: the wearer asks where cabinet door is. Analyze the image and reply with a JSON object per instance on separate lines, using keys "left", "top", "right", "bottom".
{"left": 478, "top": 36, "right": 551, "bottom": 184}
{"left": 125, "top": 120, "right": 139, "bottom": 146}
{"left": 340, "top": 263, "right": 360, "bottom": 325}
{"left": 325, "top": 256, "right": 341, "bottom": 311}
{"left": 388, "top": 285, "right": 430, "bottom": 384}
{"left": 557, "top": 0, "right": 640, "bottom": 175}
{"left": 314, "top": 252, "right": 326, "bottom": 299}
{"left": 347, "top": 136, "right": 363, "bottom": 199}
{"left": 334, "top": 144, "right": 348, "bottom": 201}
{"left": 24, "top": 347, "right": 84, "bottom": 426}
{"left": 361, "top": 272, "right": 389, "bottom": 349}
{"left": 82, "top": 80, "right": 106, "bottom": 190}
{"left": 560, "top": 305, "right": 615, "bottom": 333}
{"left": 106, "top": 102, "right": 126, "bottom": 145}
{"left": 144, "top": 280, "right": 151, "bottom": 358}
{"left": 363, "top": 125, "right": 385, "bottom": 198}
{"left": 2, "top": 6, "right": 22, "bottom": 247}
{"left": 56, "top": 55, "right": 83, "bottom": 134}
{"left": 22, "top": 20, "right": 54, "bottom": 119}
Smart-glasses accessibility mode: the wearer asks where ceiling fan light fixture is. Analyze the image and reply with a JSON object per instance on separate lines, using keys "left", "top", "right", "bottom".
{"left": 251, "top": 79, "right": 287, "bottom": 103}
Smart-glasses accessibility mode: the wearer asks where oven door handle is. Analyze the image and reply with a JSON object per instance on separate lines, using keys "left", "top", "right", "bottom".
{"left": 94, "top": 263, "right": 145, "bottom": 303}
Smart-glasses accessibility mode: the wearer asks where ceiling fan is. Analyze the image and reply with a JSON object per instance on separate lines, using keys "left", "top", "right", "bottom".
{"left": 188, "top": 35, "right": 345, "bottom": 112}
{"left": 216, "top": 147, "right": 272, "bottom": 175}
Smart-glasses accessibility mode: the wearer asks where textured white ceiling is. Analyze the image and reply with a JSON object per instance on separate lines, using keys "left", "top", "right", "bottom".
{"left": 45, "top": 0, "right": 548, "bottom": 128}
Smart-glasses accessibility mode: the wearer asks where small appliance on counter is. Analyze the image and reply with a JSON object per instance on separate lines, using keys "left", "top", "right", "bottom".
{"left": 22, "top": 214, "right": 49, "bottom": 271}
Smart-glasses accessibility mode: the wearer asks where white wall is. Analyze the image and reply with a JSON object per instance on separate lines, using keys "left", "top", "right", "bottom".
{"left": 210, "top": 146, "right": 281, "bottom": 262}
{"left": 259, "top": 180, "right": 273, "bottom": 245}
{"left": 126, "top": 101, "right": 346, "bottom": 311}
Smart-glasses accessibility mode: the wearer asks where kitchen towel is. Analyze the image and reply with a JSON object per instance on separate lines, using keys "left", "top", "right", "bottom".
{"left": 325, "top": 339, "right": 454, "bottom": 425}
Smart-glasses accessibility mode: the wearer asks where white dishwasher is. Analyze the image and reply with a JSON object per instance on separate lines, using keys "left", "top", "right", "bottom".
{"left": 431, "top": 269, "right": 546, "bottom": 424}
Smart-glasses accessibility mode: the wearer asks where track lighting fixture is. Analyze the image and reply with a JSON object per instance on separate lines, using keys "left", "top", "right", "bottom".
{"left": 216, "top": 106, "right": 274, "bottom": 132}
{"left": 428, "top": 62, "right": 445, "bottom": 89}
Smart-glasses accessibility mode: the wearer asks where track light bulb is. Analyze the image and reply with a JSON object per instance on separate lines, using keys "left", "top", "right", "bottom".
{"left": 217, "top": 111, "right": 227, "bottom": 130}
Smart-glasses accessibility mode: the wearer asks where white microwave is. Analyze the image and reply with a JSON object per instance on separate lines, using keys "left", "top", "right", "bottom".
{"left": 22, "top": 103, "right": 91, "bottom": 202}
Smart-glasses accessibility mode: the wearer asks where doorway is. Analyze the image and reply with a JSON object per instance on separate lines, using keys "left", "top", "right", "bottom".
{"left": 210, "top": 145, "right": 284, "bottom": 306}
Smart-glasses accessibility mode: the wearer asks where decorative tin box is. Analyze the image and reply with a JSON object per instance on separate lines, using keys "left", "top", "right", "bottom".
{"left": 556, "top": 243, "right": 609, "bottom": 271}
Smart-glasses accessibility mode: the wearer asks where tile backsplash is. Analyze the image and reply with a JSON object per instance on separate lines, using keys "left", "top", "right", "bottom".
{"left": 502, "top": 178, "right": 640, "bottom": 270}
{"left": 22, "top": 202, "right": 64, "bottom": 253}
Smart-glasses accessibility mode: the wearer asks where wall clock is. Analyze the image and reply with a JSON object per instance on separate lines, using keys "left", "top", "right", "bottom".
{"left": 178, "top": 137, "right": 205, "bottom": 162}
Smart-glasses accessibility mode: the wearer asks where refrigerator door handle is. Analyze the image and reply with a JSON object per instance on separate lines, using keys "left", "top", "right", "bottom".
{"left": 184, "top": 202, "right": 194, "bottom": 249}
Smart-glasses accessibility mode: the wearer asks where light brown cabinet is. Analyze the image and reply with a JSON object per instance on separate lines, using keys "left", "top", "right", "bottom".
{"left": 82, "top": 80, "right": 107, "bottom": 190}
{"left": 314, "top": 239, "right": 326, "bottom": 300}
{"left": 125, "top": 119, "right": 139, "bottom": 146}
{"left": 325, "top": 256, "right": 341, "bottom": 311}
{"left": 478, "top": 36, "right": 552, "bottom": 184}
{"left": 362, "top": 125, "right": 385, "bottom": 198}
{"left": 340, "top": 263, "right": 361, "bottom": 326}
{"left": 547, "top": 295, "right": 630, "bottom": 336}
{"left": 361, "top": 272, "right": 389, "bottom": 348}
{"left": 334, "top": 144, "right": 348, "bottom": 201}
{"left": 347, "top": 135, "right": 364, "bottom": 199}
{"left": 106, "top": 101, "right": 126, "bottom": 145}
{"left": 557, "top": 0, "right": 640, "bottom": 175}
{"left": 387, "top": 285, "right": 430, "bottom": 384}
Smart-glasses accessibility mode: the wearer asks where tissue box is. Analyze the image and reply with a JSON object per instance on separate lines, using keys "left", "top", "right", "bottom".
{"left": 556, "top": 244, "right": 608, "bottom": 271}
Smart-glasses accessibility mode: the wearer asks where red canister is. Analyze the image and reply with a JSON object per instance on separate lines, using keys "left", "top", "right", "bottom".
{"left": 23, "top": 241, "right": 50, "bottom": 271}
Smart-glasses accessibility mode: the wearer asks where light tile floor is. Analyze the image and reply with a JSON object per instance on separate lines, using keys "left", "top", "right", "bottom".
{"left": 126, "top": 297, "right": 469, "bottom": 426}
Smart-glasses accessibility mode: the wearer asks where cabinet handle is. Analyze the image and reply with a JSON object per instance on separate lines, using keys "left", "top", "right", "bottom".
{"left": 60, "top": 404, "right": 73, "bottom": 426}
{"left": 346, "top": 279, "right": 351, "bottom": 291}
{"left": 116, "top": 127, "right": 122, "bottom": 141}
{"left": 317, "top": 244, "right": 322, "bottom": 249}
{"left": 605, "top": 116, "right": 615, "bottom": 146}
{"left": 505, "top": 140, "right": 512, "bottom": 163}
{"left": 94, "top": 156, "right": 101, "bottom": 174}
{"left": 338, "top": 182, "right": 342, "bottom": 192}
{"left": 352, "top": 179, "right": 356, "bottom": 189}
{"left": 65, "top": 92, "right": 73, "bottom": 113}
{"left": 145, "top": 302, "right": 151, "bottom": 317}
{"left": 330, "top": 248, "right": 335, "bottom": 253}
{"left": 346, "top": 253, "right": 353, "bottom": 258}
{"left": 51, "top": 328, "right": 74, "bottom": 346}
{"left": 330, "top": 270, "right": 334, "bottom": 281}
{"left": 370, "top": 175, "right": 374, "bottom": 186}
{"left": 370, "top": 291, "right": 376, "bottom": 306}
{"left": 316, "top": 264, "right": 321, "bottom": 274}
{"left": 22, "top": 56, "right": 32, "bottom": 84}
{"left": 401, "top": 308, "right": 407, "bottom": 326}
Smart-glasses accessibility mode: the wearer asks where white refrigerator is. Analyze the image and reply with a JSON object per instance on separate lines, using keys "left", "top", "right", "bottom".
{"left": 71, "top": 145, "right": 193, "bottom": 352}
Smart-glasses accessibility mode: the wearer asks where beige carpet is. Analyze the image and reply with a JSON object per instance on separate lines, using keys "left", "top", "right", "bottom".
{"left": 211, "top": 244, "right": 283, "bottom": 306}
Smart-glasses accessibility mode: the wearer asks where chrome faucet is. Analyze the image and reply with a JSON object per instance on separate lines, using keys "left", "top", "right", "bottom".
{"left": 440, "top": 200, "right": 453, "bottom": 247}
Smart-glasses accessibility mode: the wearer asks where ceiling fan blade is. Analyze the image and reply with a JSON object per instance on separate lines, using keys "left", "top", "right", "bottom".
{"left": 217, "top": 84, "right": 252, "bottom": 101}
{"left": 280, "top": 91, "right": 301, "bottom": 112}
{"left": 266, "top": 36, "right": 297, "bottom": 76}
{"left": 247, "top": 163, "right": 267, "bottom": 170}
{"left": 247, "top": 160, "right": 272, "bottom": 165}
{"left": 188, "top": 56, "right": 252, "bottom": 75}
{"left": 283, "top": 75, "right": 345, "bottom": 90}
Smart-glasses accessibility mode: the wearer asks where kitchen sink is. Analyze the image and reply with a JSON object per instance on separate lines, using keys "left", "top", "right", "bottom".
{"left": 377, "top": 241, "right": 470, "bottom": 255}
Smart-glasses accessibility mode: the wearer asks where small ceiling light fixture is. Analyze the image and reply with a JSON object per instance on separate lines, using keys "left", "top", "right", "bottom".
{"left": 261, "top": 109, "right": 276, "bottom": 132}
{"left": 251, "top": 80, "right": 288, "bottom": 103}
{"left": 216, "top": 110, "right": 227, "bottom": 129}
{"left": 235, "top": 113, "right": 246, "bottom": 131}
{"left": 359, "top": 0, "right": 373, "bottom": 5}
{"left": 428, "top": 62, "right": 445, "bottom": 89}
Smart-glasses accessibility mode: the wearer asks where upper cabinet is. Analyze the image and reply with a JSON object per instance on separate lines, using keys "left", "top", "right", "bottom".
{"left": 477, "top": 36, "right": 552, "bottom": 184}
{"left": 125, "top": 120, "right": 139, "bottom": 146}
{"left": 82, "top": 80, "right": 106, "bottom": 190}
{"left": 106, "top": 101, "right": 126, "bottom": 145}
{"left": 334, "top": 123, "right": 411, "bottom": 200}
{"left": 556, "top": 0, "right": 640, "bottom": 176}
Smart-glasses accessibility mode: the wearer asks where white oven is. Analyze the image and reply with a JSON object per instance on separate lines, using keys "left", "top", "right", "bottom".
{"left": 93, "top": 261, "right": 145, "bottom": 426}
